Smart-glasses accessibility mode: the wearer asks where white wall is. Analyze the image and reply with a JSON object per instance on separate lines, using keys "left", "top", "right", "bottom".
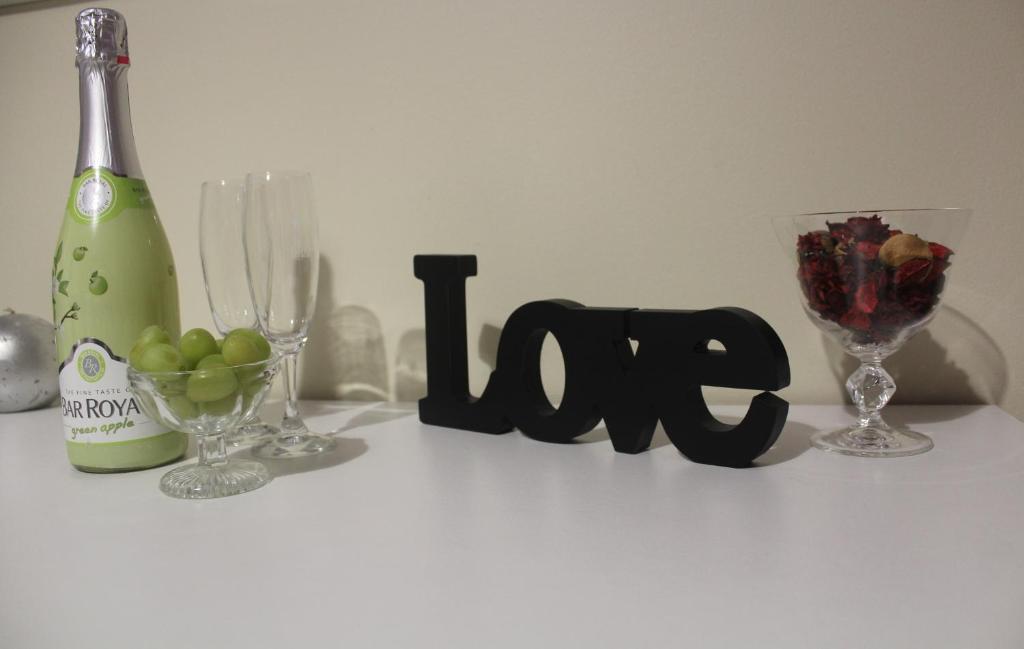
{"left": 2, "top": 0, "right": 1022, "bottom": 417}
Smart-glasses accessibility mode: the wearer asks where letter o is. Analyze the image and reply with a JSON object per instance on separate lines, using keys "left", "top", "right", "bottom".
{"left": 492, "top": 300, "right": 601, "bottom": 442}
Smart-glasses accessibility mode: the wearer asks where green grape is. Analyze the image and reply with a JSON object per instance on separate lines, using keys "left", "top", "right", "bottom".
{"left": 227, "top": 328, "right": 272, "bottom": 360}
{"left": 131, "top": 325, "right": 173, "bottom": 368}
{"left": 240, "top": 390, "right": 255, "bottom": 415}
{"left": 221, "top": 334, "right": 263, "bottom": 367}
{"left": 252, "top": 334, "right": 271, "bottom": 359}
{"left": 128, "top": 342, "right": 148, "bottom": 369}
{"left": 136, "top": 324, "right": 172, "bottom": 348}
{"left": 196, "top": 354, "right": 226, "bottom": 370}
{"left": 167, "top": 395, "right": 198, "bottom": 421}
{"left": 186, "top": 364, "right": 239, "bottom": 403}
{"left": 137, "top": 343, "right": 185, "bottom": 373}
{"left": 237, "top": 365, "right": 269, "bottom": 397}
{"left": 155, "top": 373, "right": 188, "bottom": 397}
{"left": 199, "top": 393, "right": 239, "bottom": 417}
{"left": 179, "top": 328, "right": 219, "bottom": 370}
{"left": 236, "top": 366, "right": 262, "bottom": 387}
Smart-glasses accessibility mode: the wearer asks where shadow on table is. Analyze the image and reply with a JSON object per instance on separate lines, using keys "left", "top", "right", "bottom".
{"left": 754, "top": 420, "right": 816, "bottom": 466}
{"left": 566, "top": 416, "right": 815, "bottom": 466}
{"left": 232, "top": 436, "right": 369, "bottom": 479}
{"left": 642, "top": 411, "right": 815, "bottom": 467}
{"left": 283, "top": 400, "right": 416, "bottom": 419}
{"left": 830, "top": 403, "right": 988, "bottom": 427}
{"left": 881, "top": 404, "right": 989, "bottom": 427}
{"left": 329, "top": 402, "right": 418, "bottom": 436}
{"left": 226, "top": 402, "right": 424, "bottom": 479}
{"left": 571, "top": 423, "right": 674, "bottom": 450}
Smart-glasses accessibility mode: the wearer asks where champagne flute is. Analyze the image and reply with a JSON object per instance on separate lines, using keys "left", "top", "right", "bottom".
{"left": 243, "top": 170, "right": 336, "bottom": 458}
{"left": 198, "top": 178, "right": 279, "bottom": 446}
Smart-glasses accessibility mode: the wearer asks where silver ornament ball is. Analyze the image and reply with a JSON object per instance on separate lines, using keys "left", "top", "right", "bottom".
{"left": 0, "top": 309, "right": 59, "bottom": 413}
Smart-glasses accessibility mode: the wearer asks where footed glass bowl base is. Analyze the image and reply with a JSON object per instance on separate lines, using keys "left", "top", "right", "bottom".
{"left": 159, "top": 460, "right": 271, "bottom": 499}
{"left": 811, "top": 425, "right": 934, "bottom": 458}
{"left": 251, "top": 433, "right": 337, "bottom": 459}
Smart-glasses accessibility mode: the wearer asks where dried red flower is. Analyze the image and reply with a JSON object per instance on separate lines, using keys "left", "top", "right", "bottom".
{"left": 893, "top": 258, "right": 932, "bottom": 285}
{"left": 928, "top": 242, "right": 952, "bottom": 261}
{"left": 855, "top": 241, "right": 881, "bottom": 261}
{"left": 796, "top": 215, "right": 954, "bottom": 344}
{"left": 828, "top": 215, "right": 891, "bottom": 246}
{"left": 854, "top": 277, "right": 880, "bottom": 313}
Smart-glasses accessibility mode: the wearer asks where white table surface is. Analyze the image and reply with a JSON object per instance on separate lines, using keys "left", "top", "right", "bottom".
{"left": 2, "top": 402, "right": 1023, "bottom": 648}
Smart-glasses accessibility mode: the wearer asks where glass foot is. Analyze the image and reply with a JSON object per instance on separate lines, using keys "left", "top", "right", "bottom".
{"left": 251, "top": 433, "right": 337, "bottom": 459}
{"left": 227, "top": 421, "right": 280, "bottom": 447}
{"left": 159, "top": 459, "right": 271, "bottom": 499}
{"left": 811, "top": 424, "right": 933, "bottom": 458}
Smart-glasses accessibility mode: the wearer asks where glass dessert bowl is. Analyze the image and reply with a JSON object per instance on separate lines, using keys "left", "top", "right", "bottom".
{"left": 128, "top": 355, "right": 280, "bottom": 498}
{"left": 773, "top": 209, "right": 970, "bottom": 457}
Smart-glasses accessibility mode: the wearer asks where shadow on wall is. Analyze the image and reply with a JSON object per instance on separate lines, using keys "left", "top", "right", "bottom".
{"left": 823, "top": 304, "right": 1007, "bottom": 405}
{"left": 299, "top": 255, "right": 507, "bottom": 403}
{"left": 479, "top": 323, "right": 501, "bottom": 371}
{"left": 301, "top": 255, "right": 389, "bottom": 400}
{"left": 303, "top": 276, "right": 1005, "bottom": 409}
{"left": 394, "top": 329, "right": 426, "bottom": 401}
{"left": 392, "top": 322, "right": 503, "bottom": 402}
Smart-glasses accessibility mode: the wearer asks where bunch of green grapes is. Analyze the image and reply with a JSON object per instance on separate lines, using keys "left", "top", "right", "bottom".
{"left": 129, "top": 325, "right": 273, "bottom": 419}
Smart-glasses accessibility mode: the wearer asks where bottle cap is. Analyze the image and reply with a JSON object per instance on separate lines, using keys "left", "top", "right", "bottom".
{"left": 75, "top": 8, "right": 129, "bottom": 65}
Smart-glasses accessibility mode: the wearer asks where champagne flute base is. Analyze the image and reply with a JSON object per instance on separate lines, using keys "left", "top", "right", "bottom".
{"left": 251, "top": 433, "right": 337, "bottom": 459}
{"left": 227, "top": 421, "right": 279, "bottom": 447}
{"left": 159, "top": 459, "right": 271, "bottom": 499}
{"left": 810, "top": 425, "right": 933, "bottom": 458}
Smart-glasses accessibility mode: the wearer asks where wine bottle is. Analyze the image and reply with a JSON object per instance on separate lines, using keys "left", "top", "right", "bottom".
{"left": 53, "top": 8, "right": 186, "bottom": 472}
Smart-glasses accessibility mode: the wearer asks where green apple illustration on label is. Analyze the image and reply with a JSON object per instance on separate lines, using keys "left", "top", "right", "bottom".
{"left": 89, "top": 271, "right": 108, "bottom": 295}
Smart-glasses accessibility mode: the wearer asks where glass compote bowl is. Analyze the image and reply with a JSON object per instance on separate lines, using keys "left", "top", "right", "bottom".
{"left": 128, "top": 356, "right": 280, "bottom": 498}
{"left": 773, "top": 209, "right": 970, "bottom": 457}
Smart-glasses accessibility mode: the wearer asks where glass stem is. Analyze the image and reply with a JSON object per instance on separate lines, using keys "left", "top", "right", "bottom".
{"left": 847, "top": 360, "right": 896, "bottom": 431}
{"left": 858, "top": 361, "right": 884, "bottom": 428}
{"left": 859, "top": 406, "right": 884, "bottom": 429}
{"left": 281, "top": 350, "right": 308, "bottom": 436}
{"left": 197, "top": 433, "right": 228, "bottom": 467}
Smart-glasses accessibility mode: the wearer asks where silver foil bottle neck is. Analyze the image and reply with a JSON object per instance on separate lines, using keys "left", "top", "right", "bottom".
{"left": 74, "top": 8, "right": 141, "bottom": 178}
{"left": 75, "top": 8, "right": 129, "bottom": 64}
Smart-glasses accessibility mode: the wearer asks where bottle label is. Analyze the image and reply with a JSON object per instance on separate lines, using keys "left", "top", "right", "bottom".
{"left": 66, "top": 167, "right": 152, "bottom": 225}
{"left": 59, "top": 339, "right": 168, "bottom": 443}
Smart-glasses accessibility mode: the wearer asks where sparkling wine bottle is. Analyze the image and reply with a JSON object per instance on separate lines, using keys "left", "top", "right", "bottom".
{"left": 53, "top": 8, "right": 186, "bottom": 472}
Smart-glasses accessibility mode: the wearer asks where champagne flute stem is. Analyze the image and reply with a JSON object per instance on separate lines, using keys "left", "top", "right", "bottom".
{"left": 281, "top": 350, "right": 308, "bottom": 436}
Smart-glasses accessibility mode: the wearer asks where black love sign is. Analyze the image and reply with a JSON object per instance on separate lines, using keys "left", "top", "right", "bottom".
{"left": 414, "top": 255, "right": 791, "bottom": 467}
